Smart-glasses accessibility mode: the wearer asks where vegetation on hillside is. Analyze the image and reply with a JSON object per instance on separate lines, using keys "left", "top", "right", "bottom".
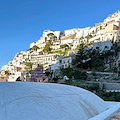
{"left": 60, "top": 44, "right": 69, "bottom": 49}
{"left": 25, "top": 62, "right": 33, "bottom": 75}
{"left": 47, "top": 33, "right": 54, "bottom": 37}
{"left": 43, "top": 45, "right": 51, "bottom": 53}
{"left": 47, "top": 33, "right": 57, "bottom": 41}
{"left": 97, "top": 91, "right": 120, "bottom": 102}
{"left": 60, "top": 67, "right": 87, "bottom": 80}
{"left": 63, "top": 78, "right": 120, "bottom": 102}
{"left": 54, "top": 50, "right": 64, "bottom": 55}
{"left": 27, "top": 45, "right": 40, "bottom": 51}
{"left": 72, "top": 43, "right": 105, "bottom": 71}
{"left": 85, "top": 34, "right": 93, "bottom": 41}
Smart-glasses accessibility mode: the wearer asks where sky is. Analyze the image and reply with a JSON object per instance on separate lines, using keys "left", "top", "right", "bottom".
{"left": 0, "top": 0, "right": 120, "bottom": 69}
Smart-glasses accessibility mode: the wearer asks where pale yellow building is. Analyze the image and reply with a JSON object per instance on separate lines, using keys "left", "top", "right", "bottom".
{"left": 103, "top": 24, "right": 119, "bottom": 34}
{"left": 61, "top": 34, "right": 76, "bottom": 45}
{"left": 30, "top": 37, "right": 47, "bottom": 48}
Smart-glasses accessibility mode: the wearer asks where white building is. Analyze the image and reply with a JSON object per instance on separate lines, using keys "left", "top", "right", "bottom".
{"left": 83, "top": 27, "right": 91, "bottom": 37}
{"left": 76, "top": 27, "right": 96, "bottom": 39}
{"left": 8, "top": 74, "right": 16, "bottom": 82}
{"left": 88, "top": 27, "right": 97, "bottom": 35}
{"left": 51, "top": 45, "right": 60, "bottom": 50}
{"left": 1, "top": 65, "right": 8, "bottom": 71}
{"left": 76, "top": 30, "right": 84, "bottom": 38}
{"left": 42, "top": 30, "right": 61, "bottom": 40}
{"left": 61, "top": 34, "right": 76, "bottom": 45}
{"left": 59, "top": 56, "right": 73, "bottom": 68}
{"left": 15, "top": 72, "right": 22, "bottom": 80}
{"left": 72, "top": 39, "right": 81, "bottom": 50}
{"left": 103, "top": 32, "right": 114, "bottom": 41}
{"left": 89, "top": 35, "right": 101, "bottom": 43}
{"left": 50, "top": 61, "right": 60, "bottom": 72}
{"left": 64, "top": 28, "right": 80, "bottom": 36}
{"left": 93, "top": 41, "right": 112, "bottom": 51}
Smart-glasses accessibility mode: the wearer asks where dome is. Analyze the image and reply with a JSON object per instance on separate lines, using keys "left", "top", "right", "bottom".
{"left": 0, "top": 82, "right": 109, "bottom": 120}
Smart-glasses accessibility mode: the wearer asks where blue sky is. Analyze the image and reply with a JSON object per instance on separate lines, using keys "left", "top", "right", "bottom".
{"left": 0, "top": 0, "right": 120, "bottom": 69}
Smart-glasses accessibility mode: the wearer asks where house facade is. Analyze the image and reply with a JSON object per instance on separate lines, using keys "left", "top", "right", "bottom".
{"left": 61, "top": 34, "right": 76, "bottom": 45}
{"left": 93, "top": 41, "right": 112, "bottom": 51}
{"left": 59, "top": 56, "right": 73, "bottom": 68}
{"left": 31, "top": 64, "right": 48, "bottom": 82}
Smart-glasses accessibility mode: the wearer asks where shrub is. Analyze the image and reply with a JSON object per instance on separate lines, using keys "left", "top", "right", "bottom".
{"left": 87, "top": 83, "right": 99, "bottom": 92}
{"left": 60, "top": 44, "right": 68, "bottom": 48}
{"left": 43, "top": 45, "right": 51, "bottom": 53}
{"left": 74, "top": 70, "right": 81, "bottom": 79}
{"left": 112, "top": 77, "right": 119, "bottom": 80}
{"left": 54, "top": 50, "right": 64, "bottom": 54}
{"left": 60, "top": 68, "right": 87, "bottom": 80}
{"left": 81, "top": 71, "right": 87, "bottom": 80}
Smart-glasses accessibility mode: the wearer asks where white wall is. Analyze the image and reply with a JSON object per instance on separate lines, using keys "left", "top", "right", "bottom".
{"left": 93, "top": 41, "right": 112, "bottom": 51}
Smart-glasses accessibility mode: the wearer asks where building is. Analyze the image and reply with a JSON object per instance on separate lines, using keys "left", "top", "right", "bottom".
{"left": 93, "top": 41, "right": 112, "bottom": 51}
{"left": 104, "top": 10, "right": 120, "bottom": 23}
{"left": 42, "top": 30, "right": 61, "bottom": 40}
{"left": 59, "top": 56, "right": 73, "bottom": 68}
{"left": 64, "top": 28, "right": 80, "bottom": 36}
{"left": 31, "top": 64, "right": 48, "bottom": 82}
{"left": 30, "top": 54, "right": 57, "bottom": 70}
{"left": 0, "top": 75, "right": 8, "bottom": 82}
{"left": 50, "top": 59, "right": 61, "bottom": 78}
{"left": 116, "top": 29, "right": 120, "bottom": 42}
{"left": 103, "top": 24, "right": 119, "bottom": 34}
{"left": 61, "top": 34, "right": 76, "bottom": 45}
{"left": 30, "top": 37, "right": 47, "bottom": 49}
{"left": 72, "top": 38, "right": 81, "bottom": 49}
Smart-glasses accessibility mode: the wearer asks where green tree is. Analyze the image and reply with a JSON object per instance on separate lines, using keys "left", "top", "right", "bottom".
{"left": 48, "top": 40, "right": 53, "bottom": 46}
{"left": 45, "top": 71, "right": 51, "bottom": 77}
{"left": 45, "top": 71, "right": 53, "bottom": 81}
{"left": 43, "top": 45, "right": 51, "bottom": 53}
{"left": 72, "top": 43, "right": 89, "bottom": 69}
{"left": 47, "top": 33, "right": 54, "bottom": 37}
{"left": 90, "top": 50, "right": 104, "bottom": 71}
{"left": 60, "top": 67, "right": 74, "bottom": 79}
{"left": 47, "top": 33, "right": 56, "bottom": 41}
{"left": 60, "top": 67, "right": 87, "bottom": 80}
{"left": 73, "top": 43, "right": 105, "bottom": 71}
{"left": 60, "top": 44, "right": 68, "bottom": 49}
{"left": 92, "top": 30, "right": 94, "bottom": 34}
{"left": 27, "top": 45, "right": 40, "bottom": 51}
{"left": 74, "top": 70, "right": 81, "bottom": 79}
{"left": 85, "top": 34, "right": 93, "bottom": 40}
{"left": 25, "top": 62, "right": 33, "bottom": 74}
{"left": 60, "top": 31, "right": 63, "bottom": 36}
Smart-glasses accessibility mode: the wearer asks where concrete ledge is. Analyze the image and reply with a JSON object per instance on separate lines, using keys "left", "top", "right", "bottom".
{"left": 89, "top": 103, "right": 120, "bottom": 120}
{"left": 87, "top": 71, "right": 114, "bottom": 75}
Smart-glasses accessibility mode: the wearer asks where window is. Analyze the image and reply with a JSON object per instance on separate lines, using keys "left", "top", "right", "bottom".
{"left": 96, "top": 47, "right": 99, "bottom": 50}
{"left": 59, "top": 60, "right": 62, "bottom": 63}
{"left": 105, "top": 46, "right": 108, "bottom": 49}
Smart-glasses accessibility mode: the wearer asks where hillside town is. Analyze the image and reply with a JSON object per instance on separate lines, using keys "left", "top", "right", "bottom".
{"left": 1, "top": 10, "right": 120, "bottom": 85}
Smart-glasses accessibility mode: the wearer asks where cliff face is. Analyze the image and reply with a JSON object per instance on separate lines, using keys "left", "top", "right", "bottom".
{"left": 1, "top": 10, "right": 120, "bottom": 82}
